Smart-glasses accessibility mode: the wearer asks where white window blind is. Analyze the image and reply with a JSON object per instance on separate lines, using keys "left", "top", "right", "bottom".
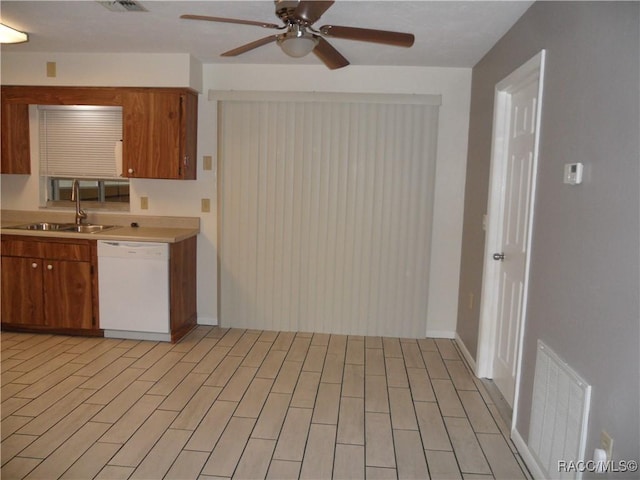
{"left": 39, "top": 106, "right": 123, "bottom": 179}
{"left": 217, "top": 92, "right": 441, "bottom": 337}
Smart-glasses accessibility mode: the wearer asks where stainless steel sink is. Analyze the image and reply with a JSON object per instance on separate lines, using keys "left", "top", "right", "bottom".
{"left": 13, "top": 222, "right": 75, "bottom": 231}
{"left": 11, "top": 222, "right": 116, "bottom": 234}
{"left": 69, "top": 224, "right": 116, "bottom": 233}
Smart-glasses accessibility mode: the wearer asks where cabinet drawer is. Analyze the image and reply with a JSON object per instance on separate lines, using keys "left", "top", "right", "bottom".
{"left": 1, "top": 237, "right": 92, "bottom": 261}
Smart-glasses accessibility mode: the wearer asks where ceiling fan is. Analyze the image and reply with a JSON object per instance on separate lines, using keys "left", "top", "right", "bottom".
{"left": 180, "top": 0, "right": 415, "bottom": 70}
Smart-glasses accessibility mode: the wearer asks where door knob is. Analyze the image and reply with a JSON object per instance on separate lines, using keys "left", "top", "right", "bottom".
{"left": 493, "top": 253, "right": 505, "bottom": 261}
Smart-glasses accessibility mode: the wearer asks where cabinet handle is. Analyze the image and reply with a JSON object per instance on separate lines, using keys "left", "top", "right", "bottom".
{"left": 47, "top": 264, "right": 53, "bottom": 270}
{"left": 31, "top": 262, "right": 38, "bottom": 269}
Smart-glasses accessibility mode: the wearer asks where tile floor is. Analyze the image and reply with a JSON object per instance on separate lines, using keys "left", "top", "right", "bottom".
{"left": 1, "top": 326, "right": 531, "bottom": 479}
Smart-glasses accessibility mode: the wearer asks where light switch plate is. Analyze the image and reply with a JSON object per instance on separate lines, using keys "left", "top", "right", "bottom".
{"left": 203, "top": 155, "right": 213, "bottom": 171}
{"left": 201, "top": 198, "right": 211, "bottom": 213}
{"left": 140, "top": 196, "right": 149, "bottom": 210}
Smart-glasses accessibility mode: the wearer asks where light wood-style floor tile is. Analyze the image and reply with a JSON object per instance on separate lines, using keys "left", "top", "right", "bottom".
{"left": 312, "top": 382, "right": 341, "bottom": 425}
{"left": 365, "top": 412, "right": 396, "bottom": 468}
{"left": 477, "top": 433, "right": 527, "bottom": 479}
{"left": 459, "top": 390, "right": 501, "bottom": 434}
{"left": 341, "top": 364, "right": 364, "bottom": 398}
{"left": 290, "top": 371, "right": 321, "bottom": 408}
{"left": 273, "top": 407, "right": 313, "bottom": 462}
{"left": 1, "top": 327, "right": 529, "bottom": 480}
{"left": 108, "top": 409, "right": 178, "bottom": 467}
{"left": 267, "top": 460, "right": 301, "bottom": 479}
{"left": 389, "top": 387, "right": 418, "bottom": 431}
{"left": 171, "top": 385, "right": 221, "bottom": 430}
{"left": 129, "top": 428, "right": 192, "bottom": 479}
{"left": 252, "top": 392, "right": 291, "bottom": 440}
{"left": 300, "top": 424, "right": 336, "bottom": 480}
{"left": 337, "top": 397, "right": 365, "bottom": 445}
{"left": 407, "top": 367, "right": 436, "bottom": 402}
{"left": 426, "top": 450, "right": 463, "bottom": 480}
{"left": 365, "top": 374, "right": 389, "bottom": 413}
{"left": 60, "top": 442, "right": 122, "bottom": 480}
{"left": 444, "top": 416, "right": 491, "bottom": 475}
{"left": 235, "top": 377, "right": 274, "bottom": 418}
{"left": 201, "top": 417, "right": 256, "bottom": 477}
{"left": 23, "top": 422, "right": 109, "bottom": 479}
{"left": 422, "top": 350, "right": 450, "bottom": 379}
{"left": 415, "top": 401, "right": 453, "bottom": 452}
{"left": 333, "top": 444, "right": 365, "bottom": 479}
{"left": 164, "top": 450, "right": 210, "bottom": 480}
{"left": 99, "top": 394, "right": 164, "bottom": 444}
{"left": 234, "top": 438, "right": 276, "bottom": 480}
{"left": 432, "top": 378, "right": 466, "bottom": 417}
{"left": 184, "top": 400, "right": 237, "bottom": 451}
{"left": 393, "top": 429, "right": 429, "bottom": 480}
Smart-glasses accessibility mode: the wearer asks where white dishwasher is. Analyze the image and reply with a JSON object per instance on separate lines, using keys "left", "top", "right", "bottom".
{"left": 98, "top": 241, "right": 171, "bottom": 341}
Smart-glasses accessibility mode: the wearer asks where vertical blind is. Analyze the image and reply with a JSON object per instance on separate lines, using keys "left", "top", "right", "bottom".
{"left": 218, "top": 92, "right": 440, "bottom": 337}
{"left": 39, "top": 106, "right": 123, "bottom": 178}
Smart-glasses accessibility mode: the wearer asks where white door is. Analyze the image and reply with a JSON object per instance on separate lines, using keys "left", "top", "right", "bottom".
{"left": 477, "top": 51, "right": 546, "bottom": 411}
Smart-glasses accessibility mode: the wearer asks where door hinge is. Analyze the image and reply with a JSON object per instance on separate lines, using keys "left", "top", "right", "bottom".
{"left": 90, "top": 265, "right": 95, "bottom": 275}
{"left": 92, "top": 316, "right": 96, "bottom": 326}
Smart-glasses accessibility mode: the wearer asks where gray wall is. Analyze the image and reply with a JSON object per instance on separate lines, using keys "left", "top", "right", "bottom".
{"left": 456, "top": 1, "right": 640, "bottom": 472}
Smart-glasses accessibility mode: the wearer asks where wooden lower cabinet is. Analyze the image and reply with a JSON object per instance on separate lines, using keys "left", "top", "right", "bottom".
{"left": 1, "top": 234, "right": 197, "bottom": 342}
{"left": 169, "top": 236, "right": 198, "bottom": 342}
{"left": 1, "top": 236, "right": 99, "bottom": 334}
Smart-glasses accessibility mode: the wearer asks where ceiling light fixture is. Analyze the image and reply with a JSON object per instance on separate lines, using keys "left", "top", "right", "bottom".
{"left": 0, "top": 23, "right": 28, "bottom": 44}
{"left": 277, "top": 24, "right": 318, "bottom": 58}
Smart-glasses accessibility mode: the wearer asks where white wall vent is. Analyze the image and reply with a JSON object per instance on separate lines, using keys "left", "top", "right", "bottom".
{"left": 528, "top": 340, "right": 592, "bottom": 479}
{"left": 97, "top": 1, "right": 147, "bottom": 12}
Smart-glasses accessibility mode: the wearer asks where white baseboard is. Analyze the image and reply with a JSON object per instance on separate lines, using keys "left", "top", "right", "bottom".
{"left": 425, "top": 330, "right": 456, "bottom": 339}
{"left": 197, "top": 315, "right": 218, "bottom": 326}
{"left": 512, "top": 428, "right": 545, "bottom": 480}
{"left": 454, "top": 333, "right": 477, "bottom": 372}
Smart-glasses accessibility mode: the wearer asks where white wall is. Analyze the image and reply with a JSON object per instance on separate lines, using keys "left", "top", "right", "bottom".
{"left": 1, "top": 53, "right": 471, "bottom": 336}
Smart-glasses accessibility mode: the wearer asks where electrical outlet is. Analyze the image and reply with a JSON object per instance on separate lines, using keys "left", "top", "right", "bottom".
{"left": 203, "top": 155, "right": 213, "bottom": 171}
{"left": 140, "top": 196, "right": 149, "bottom": 210}
{"left": 468, "top": 293, "right": 474, "bottom": 310}
{"left": 600, "top": 430, "right": 613, "bottom": 461}
{"left": 201, "top": 198, "right": 211, "bottom": 213}
{"left": 46, "top": 61, "right": 57, "bottom": 78}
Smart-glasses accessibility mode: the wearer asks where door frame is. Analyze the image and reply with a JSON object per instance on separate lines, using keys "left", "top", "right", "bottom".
{"left": 475, "top": 50, "right": 546, "bottom": 429}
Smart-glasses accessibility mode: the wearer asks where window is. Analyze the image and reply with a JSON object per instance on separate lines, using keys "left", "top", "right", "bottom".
{"left": 38, "top": 105, "right": 129, "bottom": 209}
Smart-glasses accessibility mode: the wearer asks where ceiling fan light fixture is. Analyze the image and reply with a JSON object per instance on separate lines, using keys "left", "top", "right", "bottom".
{"left": 0, "top": 23, "right": 28, "bottom": 44}
{"left": 278, "top": 25, "right": 318, "bottom": 58}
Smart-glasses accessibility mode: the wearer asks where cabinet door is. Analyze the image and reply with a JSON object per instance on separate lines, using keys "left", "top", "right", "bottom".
{"left": 181, "top": 92, "right": 198, "bottom": 180}
{"left": 124, "top": 90, "right": 185, "bottom": 179}
{"left": 1, "top": 102, "right": 31, "bottom": 174}
{"left": 1, "top": 257, "right": 45, "bottom": 325}
{"left": 43, "top": 260, "right": 94, "bottom": 330}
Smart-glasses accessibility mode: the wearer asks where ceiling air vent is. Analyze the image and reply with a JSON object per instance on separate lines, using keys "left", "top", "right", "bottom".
{"left": 97, "top": 1, "right": 147, "bottom": 12}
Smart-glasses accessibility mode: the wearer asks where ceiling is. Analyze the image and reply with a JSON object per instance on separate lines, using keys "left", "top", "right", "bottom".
{"left": 0, "top": 1, "right": 533, "bottom": 68}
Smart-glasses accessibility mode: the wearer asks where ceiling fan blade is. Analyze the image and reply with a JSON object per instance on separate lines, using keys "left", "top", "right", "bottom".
{"left": 320, "top": 25, "right": 415, "bottom": 47}
{"left": 294, "top": 1, "right": 334, "bottom": 24}
{"left": 313, "top": 37, "right": 349, "bottom": 70}
{"left": 221, "top": 35, "right": 279, "bottom": 57}
{"left": 180, "top": 14, "right": 281, "bottom": 30}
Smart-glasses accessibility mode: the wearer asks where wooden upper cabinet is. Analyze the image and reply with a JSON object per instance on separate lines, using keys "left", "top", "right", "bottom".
{"left": 0, "top": 85, "right": 198, "bottom": 180}
{"left": 1, "top": 102, "right": 31, "bottom": 174}
{"left": 123, "top": 88, "right": 198, "bottom": 180}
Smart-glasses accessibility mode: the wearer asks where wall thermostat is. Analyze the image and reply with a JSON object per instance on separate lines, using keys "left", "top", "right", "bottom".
{"left": 564, "top": 162, "right": 583, "bottom": 185}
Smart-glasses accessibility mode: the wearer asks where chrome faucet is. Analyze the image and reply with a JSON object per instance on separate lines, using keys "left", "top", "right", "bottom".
{"left": 71, "top": 179, "right": 87, "bottom": 225}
